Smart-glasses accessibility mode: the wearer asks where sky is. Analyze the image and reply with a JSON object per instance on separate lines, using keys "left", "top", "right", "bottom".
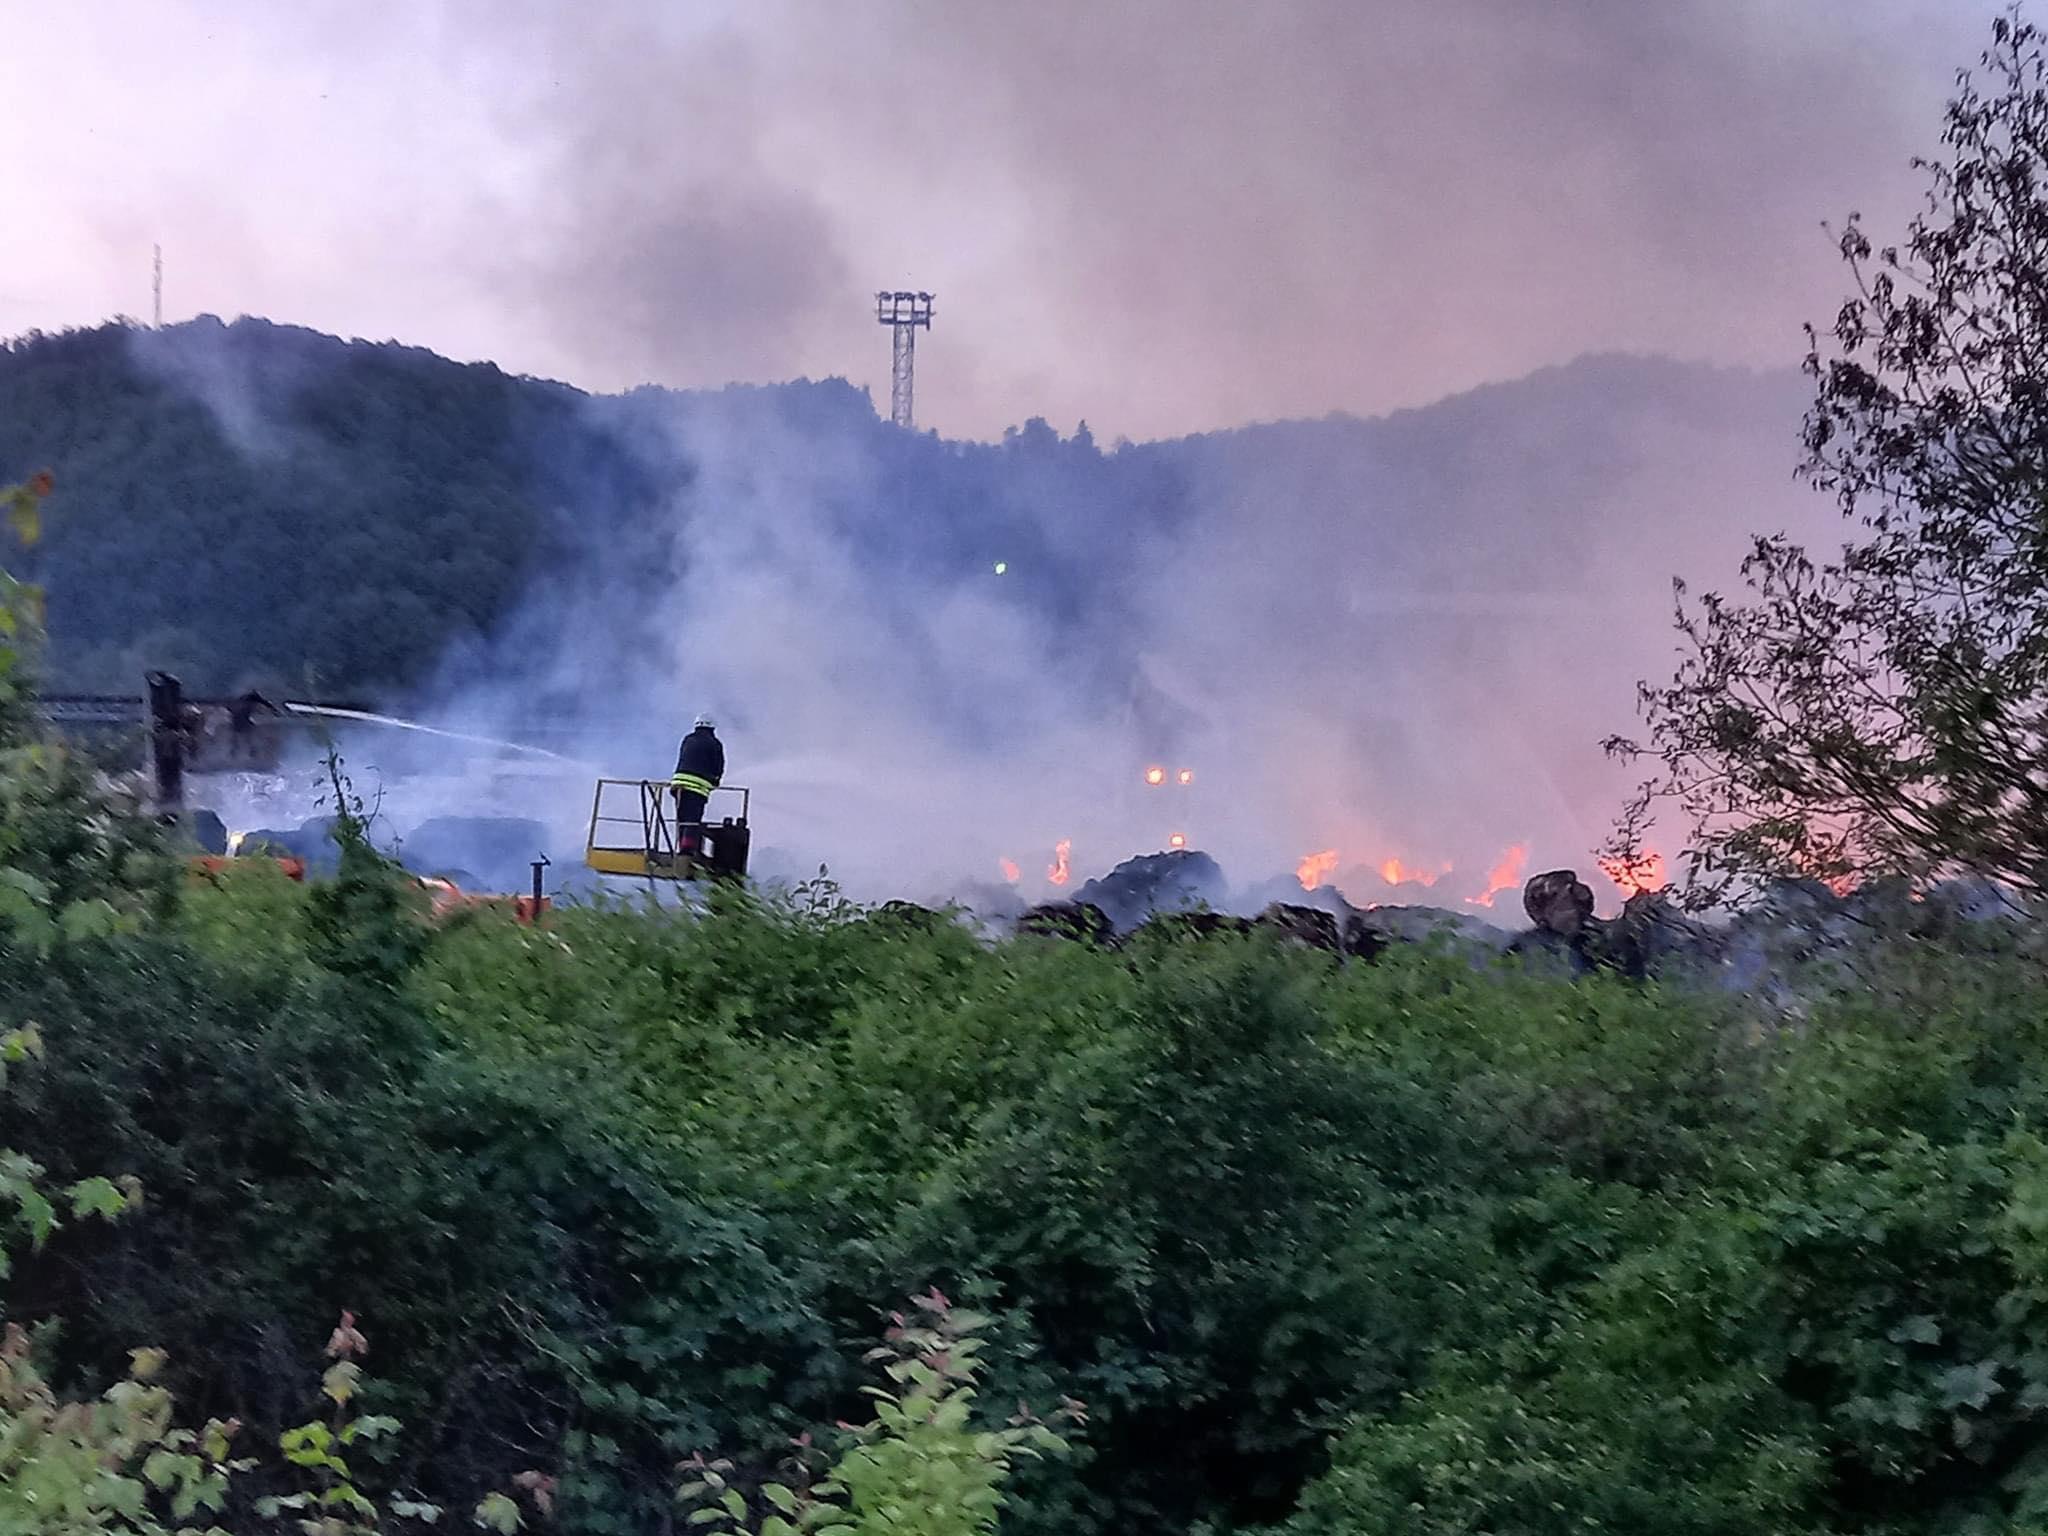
{"left": 0, "top": 0, "right": 2008, "bottom": 442}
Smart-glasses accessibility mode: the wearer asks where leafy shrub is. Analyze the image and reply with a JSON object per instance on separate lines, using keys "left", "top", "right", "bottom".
{"left": 682, "top": 1289, "right": 1081, "bottom": 1536}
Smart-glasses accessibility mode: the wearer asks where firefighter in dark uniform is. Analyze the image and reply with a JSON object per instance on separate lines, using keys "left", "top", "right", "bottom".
{"left": 671, "top": 715, "right": 724, "bottom": 851}
{"left": 226, "top": 689, "right": 279, "bottom": 765}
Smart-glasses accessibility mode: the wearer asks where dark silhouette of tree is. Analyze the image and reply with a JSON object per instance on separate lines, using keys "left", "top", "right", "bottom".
{"left": 1612, "top": 11, "right": 2048, "bottom": 903}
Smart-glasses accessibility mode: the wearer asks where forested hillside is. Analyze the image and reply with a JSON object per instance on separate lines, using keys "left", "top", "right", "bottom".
{"left": 0, "top": 315, "right": 1809, "bottom": 709}
{"left": 0, "top": 319, "right": 620, "bottom": 692}
{"left": 0, "top": 316, "right": 1206, "bottom": 700}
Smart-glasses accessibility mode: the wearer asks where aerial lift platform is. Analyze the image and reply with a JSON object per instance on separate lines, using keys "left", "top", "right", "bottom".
{"left": 584, "top": 779, "right": 752, "bottom": 881}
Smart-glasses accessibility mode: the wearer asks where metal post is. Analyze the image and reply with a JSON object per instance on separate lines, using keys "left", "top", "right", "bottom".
{"left": 145, "top": 671, "right": 186, "bottom": 814}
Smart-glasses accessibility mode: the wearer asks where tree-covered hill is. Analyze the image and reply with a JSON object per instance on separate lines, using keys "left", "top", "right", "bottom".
{"left": 0, "top": 318, "right": 626, "bottom": 693}
{"left": 0, "top": 315, "right": 1811, "bottom": 714}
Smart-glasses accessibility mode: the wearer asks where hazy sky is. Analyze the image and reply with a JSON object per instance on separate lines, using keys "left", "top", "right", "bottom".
{"left": 0, "top": 0, "right": 2005, "bottom": 440}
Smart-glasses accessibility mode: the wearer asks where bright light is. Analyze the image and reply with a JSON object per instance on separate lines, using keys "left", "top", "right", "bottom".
{"left": 1144, "top": 766, "right": 1166, "bottom": 786}
{"left": 1168, "top": 832, "right": 1187, "bottom": 849}
{"left": 1177, "top": 769, "right": 1193, "bottom": 785}
{"left": 993, "top": 561, "right": 1008, "bottom": 575}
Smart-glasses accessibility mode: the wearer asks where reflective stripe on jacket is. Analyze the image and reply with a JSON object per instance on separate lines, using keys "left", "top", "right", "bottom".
{"left": 671, "top": 772, "right": 718, "bottom": 799}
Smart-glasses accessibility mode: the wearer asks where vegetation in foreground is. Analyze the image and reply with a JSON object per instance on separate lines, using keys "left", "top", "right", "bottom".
{"left": 14, "top": 763, "right": 2048, "bottom": 1536}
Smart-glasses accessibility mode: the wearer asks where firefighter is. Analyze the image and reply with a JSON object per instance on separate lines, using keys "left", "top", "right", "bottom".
{"left": 226, "top": 689, "right": 279, "bottom": 765}
{"left": 671, "top": 715, "right": 725, "bottom": 850}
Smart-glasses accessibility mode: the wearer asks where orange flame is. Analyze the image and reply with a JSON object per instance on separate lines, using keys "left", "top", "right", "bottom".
{"left": 1000, "top": 858, "right": 1021, "bottom": 884}
{"left": 1788, "top": 846, "right": 1859, "bottom": 898}
{"left": 1048, "top": 839, "right": 1072, "bottom": 886}
{"left": 1597, "top": 849, "right": 1668, "bottom": 897}
{"left": 1144, "top": 766, "right": 1166, "bottom": 786}
{"left": 1465, "top": 844, "right": 1528, "bottom": 907}
{"left": 1379, "top": 857, "right": 1449, "bottom": 888}
{"left": 1298, "top": 849, "right": 1340, "bottom": 890}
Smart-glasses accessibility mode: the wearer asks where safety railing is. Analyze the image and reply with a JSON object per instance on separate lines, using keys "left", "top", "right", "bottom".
{"left": 585, "top": 779, "right": 750, "bottom": 877}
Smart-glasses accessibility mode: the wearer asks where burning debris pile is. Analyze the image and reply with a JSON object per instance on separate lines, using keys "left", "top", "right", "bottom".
{"left": 1073, "top": 849, "right": 1228, "bottom": 932}
{"left": 1014, "top": 848, "right": 1497, "bottom": 961}
{"left": 1500, "top": 865, "right": 2033, "bottom": 997}
{"left": 1005, "top": 849, "right": 2038, "bottom": 1005}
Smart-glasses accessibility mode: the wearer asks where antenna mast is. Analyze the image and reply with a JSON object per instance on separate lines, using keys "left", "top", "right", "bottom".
{"left": 152, "top": 244, "right": 163, "bottom": 328}
{"left": 874, "top": 290, "right": 934, "bottom": 429}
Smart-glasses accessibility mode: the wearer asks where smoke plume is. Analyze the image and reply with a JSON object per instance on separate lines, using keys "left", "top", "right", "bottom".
{"left": 381, "top": 351, "right": 1839, "bottom": 915}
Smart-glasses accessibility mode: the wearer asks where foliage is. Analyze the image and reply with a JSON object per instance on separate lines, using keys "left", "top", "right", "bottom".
{"left": 0, "top": 320, "right": 573, "bottom": 696}
{"left": 1, "top": 468, "right": 54, "bottom": 732}
{"left": 29, "top": 821, "right": 2048, "bottom": 1534}
{"left": 27, "top": 404, "right": 2048, "bottom": 1533}
{"left": 0, "top": 471, "right": 173, "bottom": 957}
{"left": 681, "top": 1290, "right": 1079, "bottom": 1536}
{"left": 253, "top": 1311, "right": 543, "bottom": 1536}
{"left": 1613, "top": 12, "right": 2048, "bottom": 904}
{"left": 0, "top": 1020, "right": 249, "bottom": 1536}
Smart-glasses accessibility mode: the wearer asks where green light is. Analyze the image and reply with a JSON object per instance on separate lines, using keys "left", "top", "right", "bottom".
{"left": 993, "top": 561, "right": 1008, "bottom": 575}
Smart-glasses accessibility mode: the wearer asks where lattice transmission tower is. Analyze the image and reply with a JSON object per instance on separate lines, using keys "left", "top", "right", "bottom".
{"left": 153, "top": 244, "right": 163, "bottom": 328}
{"left": 875, "top": 290, "right": 934, "bottom": 428}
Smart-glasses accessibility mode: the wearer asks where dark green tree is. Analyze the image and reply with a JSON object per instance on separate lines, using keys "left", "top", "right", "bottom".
{"left": 1611, "top": 11, "right": 2048, "bottom": 903}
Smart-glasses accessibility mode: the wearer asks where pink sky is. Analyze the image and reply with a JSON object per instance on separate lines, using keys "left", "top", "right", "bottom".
{"left": 0, "top": 0, "right": 2003, "bottom": 440}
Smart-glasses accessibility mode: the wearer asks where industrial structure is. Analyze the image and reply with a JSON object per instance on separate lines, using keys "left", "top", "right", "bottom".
{"left": 875, "top": 290, "right": 934, "bottom": 428}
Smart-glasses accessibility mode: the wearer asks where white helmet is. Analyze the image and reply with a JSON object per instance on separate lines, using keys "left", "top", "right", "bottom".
{"left": 693, "top": 714, "right": 715, "bottom": 730}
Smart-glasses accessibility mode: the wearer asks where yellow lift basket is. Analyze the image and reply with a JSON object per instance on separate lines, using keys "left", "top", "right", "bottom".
{"left": 584, "top": 779, "right": 752, "bottom": 880}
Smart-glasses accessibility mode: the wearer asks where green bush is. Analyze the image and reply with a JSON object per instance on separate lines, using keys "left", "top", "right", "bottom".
{"left": 19, "top": 735, "right": 2048, "bottom": 1535}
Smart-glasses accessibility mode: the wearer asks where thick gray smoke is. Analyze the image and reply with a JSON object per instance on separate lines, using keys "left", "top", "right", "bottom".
{"left": 128, "top": 322, "right": 1850, "bottom": 918}
{"left": 128, "top": 312, "right": 1839, "bottom": 914}
{"left": 390, "top": 353, "right": 1839, "bottom": 915}
{"left": 416, "top": 386, "right": 1168, "bottom": 900}
{"left": 441, "top": 0, "right": 1997, "bottom": 439}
